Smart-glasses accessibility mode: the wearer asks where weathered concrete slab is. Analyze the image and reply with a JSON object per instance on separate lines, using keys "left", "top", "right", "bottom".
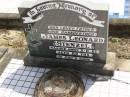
{"left": 0, "top": 48, "right": 27, "bottom": 75}
{"left": 0, "top": 0, "right": 19, "bottom": 19}
{"left": 0, "top": 0, "right": 37, "bottom": 19}
{"left": 0, "top": 47, "right": 8, "bottom": 59}
{"left": 0, "top": 0, "right": 37, "bottom": 27}
{"left": 0, "top": 13, "right": 20, "bottom": 19}
{"left": 104, "top": 52, "right": 117, "bottom": 71}
{"left": 116, "top": 59, "right": 130, "bottom": 72}
{"left": 109, "top": 18, "right": 130, "bottom": 25}
{"left": 105, "top": 53, "right": 130, "bottom": 72}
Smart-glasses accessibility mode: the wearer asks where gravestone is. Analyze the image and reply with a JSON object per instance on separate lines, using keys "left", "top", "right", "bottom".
{"left": 19, "top": 0, "right": 112, "bottom": 75}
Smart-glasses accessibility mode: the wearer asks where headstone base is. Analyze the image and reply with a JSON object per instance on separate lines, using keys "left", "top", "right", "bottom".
{"left": 24, "top": 52, "right": 115, "bottom": 76}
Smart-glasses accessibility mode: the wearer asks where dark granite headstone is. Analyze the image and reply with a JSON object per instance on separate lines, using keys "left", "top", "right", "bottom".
{"left": 19, "top": 0, "right": 111, "bottom": 75}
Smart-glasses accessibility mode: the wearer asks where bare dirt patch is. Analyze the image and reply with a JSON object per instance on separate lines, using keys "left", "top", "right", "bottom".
{"left": 0, "top": 29, "right": 27, "bottom": 48}
{"left": 108, "top": 37, "right": 130, "bottom": 59}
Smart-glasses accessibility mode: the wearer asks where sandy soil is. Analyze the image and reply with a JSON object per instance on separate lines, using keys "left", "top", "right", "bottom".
{"left": 0, "top": 29, "right": 27, "bottom": 48}
{"left": 108, "top": 37, "right": 130, "bottom": 59}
